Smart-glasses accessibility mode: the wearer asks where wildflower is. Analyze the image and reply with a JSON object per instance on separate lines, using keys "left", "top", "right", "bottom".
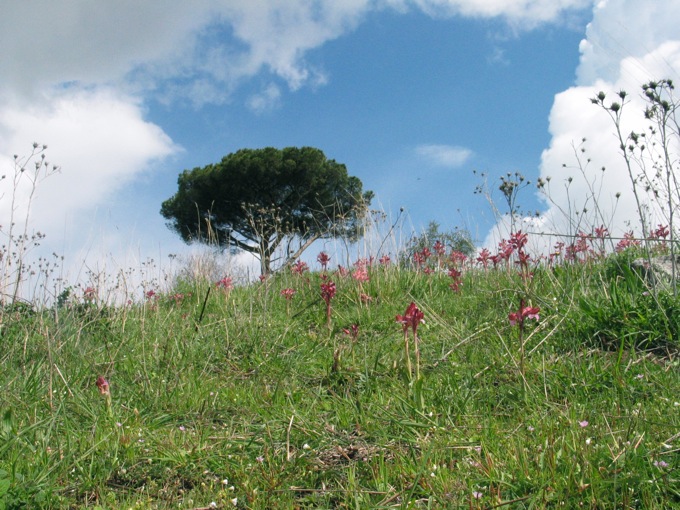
{"left": 594, "top": 225, "right": 609, "bottom": 239}
{"left": 352, "top": 266, "right": 369, "bottom": 283}
{"left": 616, "top": 231, "right": 640, "bottom": 252}
{"left": 231, "top": 498, "right": 238, "bottom": 506}
{"left": 448, "top": 269, "right": 462, "bottom": 292}
{"left": 396, "top": 302, "right": 425, "bottom": 336}
{"left": 96, "top": 376, "right": 110, "bottom": 396}
{"left": 320, "top": 281, "right": 336, "bottom": 303}
{"left": 433, "top": 240, "right": 446, "bottom": 256}
{"left": 514, "top": 250, "right": 532, "bottom": 268}
{"left": 280, "top": 288, "right": 296, "bottom": 300}
{"left": 354, "top": 257, "right": 371, "bottom": 268}
{"left": 216, "top": 276, "right": 233, "bottom": 291}
{"left": 317, "top": 251, "right": 330, "bottom": 271}
{"left": 527, "top": 426, "right": 535, "bottom": 432}
{"left": 509, "top": 231, "right": 528, "bottom": 250}
{"left": 256, "top": 456, "right": 265, "bottom": 463}
{"left": 379, "top": 255, "right": 391, "bottom": 266}
{"left": 508, "top": 305, "right": 540, "bottom": 326}
{"left": 320, "top": 280, "right": 336, "bottom": 327}
{"left": 449, "top": 250, "right": 467, "bottom": 267}
{"left": 168, "top": 292, "right": 188, "bottom": 305}
{"left": 144, "top": 289, "right": 157, "bottom": 301}
{"left": 654, "top": 224, "right": 669, "bottom": 239}
{"left": 337, "top": 265, "right": 349, "bottom": 277}
{"left": 497, "top": 239, "right": 514, "bottom": 261}
{"left": 291, "top": 260, "right": 309, "bottom": 275}
{"left": 579, "top": 420, "right": 589, "bottom": 428}
{"left": 96, "top": 376, "right": 113, "bottom": 418}
{"left": 343, "top": 324, "right": 359, "bottom": 341}
{"left": 472, "top": 491, "right": 483, "bottom": 499}
{"left": 654, "top": 460, "right": 669, "bottom": 468}
{"left": 83, "top": 286, "right": 96, "bottom": 302}
{"left": 476, "top": 248, "right": 491, "bottom": 268}
{"left": 396, "top": 302, "right": 425, "bottom": 381}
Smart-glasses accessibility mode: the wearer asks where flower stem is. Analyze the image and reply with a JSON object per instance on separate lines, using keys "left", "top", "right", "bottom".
{"left": 404, "top": 331, "right": 412, "bottom": 381}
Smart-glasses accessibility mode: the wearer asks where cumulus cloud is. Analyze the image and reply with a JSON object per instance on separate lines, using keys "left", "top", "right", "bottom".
{"left": 577, "top": 0, "right": 680, "bottom": 85}
{"left": 483, "top": 0, "right": 680, "bottom": 252}
{"left": 0, "top": 89, "right": 178, "bottom": 233}
{"left": 416, "top": 144, "right": 473, "bottom": 168}
{"left": 541, "top": 3, "right": 680, "bottom": 233}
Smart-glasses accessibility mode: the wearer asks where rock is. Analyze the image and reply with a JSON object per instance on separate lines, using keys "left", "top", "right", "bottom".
{"left": 632, "top": 255, "right": 680, "bottom": 288}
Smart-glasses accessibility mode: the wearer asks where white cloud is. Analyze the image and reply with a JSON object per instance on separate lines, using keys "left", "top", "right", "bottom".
{"left": 0, "top": 1, "right": 213, "bottom": 97}
{"left": 408, "top": 0, "right": 591, "bottom": 27}
{"left": 0, "top": 89, "right": 178, "bottom": 233}
{"left": 477, "top": 0, "right": 680, "bottom": 258}
{"left": 247, "top": 83, "right": 283, "bottom": 113}
{"left": 0, "top": 1, "right": 596, "bottom": 107}
{"left": 533, "top": 0, "right": 680, "bottom": 245}
{"left": 577, "top": 0, "right": 680, "bottom": 85}
{"left": 416, "top": 144, "right": 473, "bottom": 168}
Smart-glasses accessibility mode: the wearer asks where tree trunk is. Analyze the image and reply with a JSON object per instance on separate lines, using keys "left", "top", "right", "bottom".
{"left": 260, "top": 253, "right": 271, "bottom": 276}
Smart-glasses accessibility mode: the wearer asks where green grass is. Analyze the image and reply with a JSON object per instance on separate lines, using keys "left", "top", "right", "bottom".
{"left": 0, "top": 256, "right": 679, "bottom": 509}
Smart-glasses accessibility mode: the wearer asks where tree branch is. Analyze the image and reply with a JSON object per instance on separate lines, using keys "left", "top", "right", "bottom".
{"left": 279, "top": 233, "right": 322, "bottom": 272}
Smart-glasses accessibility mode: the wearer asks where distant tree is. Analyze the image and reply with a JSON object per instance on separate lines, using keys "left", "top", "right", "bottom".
{"left": 161, "top": 147, "right": 373, "bottom": 275}
{"left": 400, "top": 221, "right": 474, "bottom": 266}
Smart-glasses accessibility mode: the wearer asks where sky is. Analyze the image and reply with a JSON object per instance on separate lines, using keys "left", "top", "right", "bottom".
{"left": 1, "top": 0, "right": 679, "bottom": 298}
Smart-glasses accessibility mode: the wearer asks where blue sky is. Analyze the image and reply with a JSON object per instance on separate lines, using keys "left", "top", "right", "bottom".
{"left": 1, "top": 0, "right": 679, "bottom": 291}
{"left": 146, "top": 11, "right": 584, "bottom": 239}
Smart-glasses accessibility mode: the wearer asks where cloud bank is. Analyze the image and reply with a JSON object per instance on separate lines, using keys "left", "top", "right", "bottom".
{"left": 538, "top": 2, "right": 680, "bottom": 236}
{"left": 483, "top": 0, "right": 680, "bottom": 252}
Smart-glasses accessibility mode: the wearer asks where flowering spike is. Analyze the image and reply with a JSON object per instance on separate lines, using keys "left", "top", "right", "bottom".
{"left": 96, "top": 376, "right": 110, "bottom": 396}
{"left": 317, "top": 251, "right": 330, "bottom": 271}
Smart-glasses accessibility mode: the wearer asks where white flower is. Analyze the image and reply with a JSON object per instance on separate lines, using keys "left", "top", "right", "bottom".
{"left": 231, "top": 497, "right": 238, "bottom": 506}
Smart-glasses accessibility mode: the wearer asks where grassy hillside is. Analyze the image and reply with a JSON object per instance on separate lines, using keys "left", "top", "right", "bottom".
{"left": 0, "top": 244, "right": 679, "bottom": 509}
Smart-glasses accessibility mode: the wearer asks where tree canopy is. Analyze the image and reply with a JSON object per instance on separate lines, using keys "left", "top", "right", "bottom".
{"left": 400, "top": 221, "right": 474, "bottom": 267}
{"left": 161, "top": 147, "right": 373, "bottom": 275}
